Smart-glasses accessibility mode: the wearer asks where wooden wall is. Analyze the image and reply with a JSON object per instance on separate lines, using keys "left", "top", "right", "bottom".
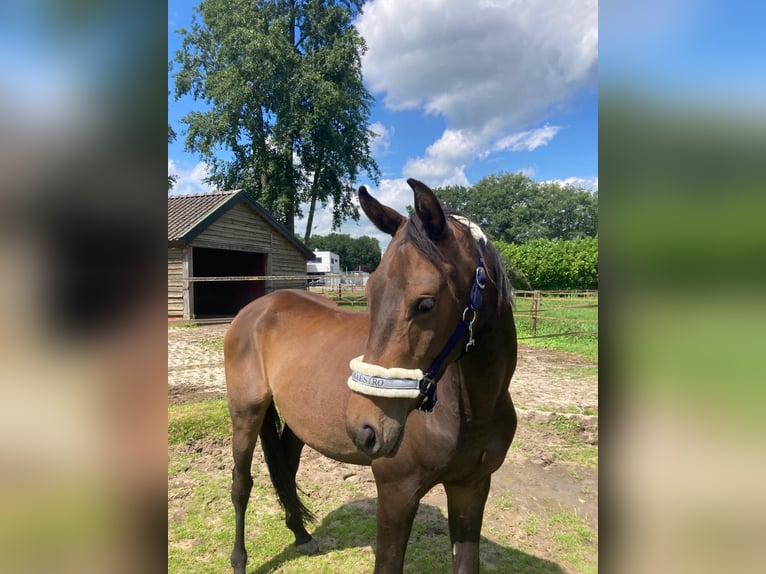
{"left": 168, "top": 201, "right": 309, "bottom": 318}
{"left": 168, "top": 247, "right": 185, "bottom": 318}
{"left": 193, "top": 202, "right": 307, "bottom": 290}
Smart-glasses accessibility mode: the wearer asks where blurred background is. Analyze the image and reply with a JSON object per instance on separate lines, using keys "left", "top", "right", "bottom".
{"left": 0, "top": 1, "right": 764, "bottom": 572}
{"left": 600, "top": 0, "right": 766, "bottom": 572}
{"left": 0, "top": 1, "right": 166, "bottom": 573}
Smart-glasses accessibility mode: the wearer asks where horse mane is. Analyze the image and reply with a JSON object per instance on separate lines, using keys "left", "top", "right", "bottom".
{"left": 404, "top": 213, "right": 512, "bottom": 314}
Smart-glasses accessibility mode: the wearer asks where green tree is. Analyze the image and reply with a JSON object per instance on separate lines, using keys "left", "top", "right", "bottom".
{"left": 435, "top": 172, "right": 597, "bottom": 244}
{"left": 172, "top": 0, "right": 379, "bottom": 240}
{"left": 308, "top": 233, "right": 381, "bottom": 271}
{"left": 496, "top": 236, "right": 598, "bottom": 290}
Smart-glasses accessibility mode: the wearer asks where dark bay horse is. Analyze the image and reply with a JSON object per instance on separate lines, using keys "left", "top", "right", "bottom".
{"left": 225, "top": 178, "right": 517, "bottom": 574}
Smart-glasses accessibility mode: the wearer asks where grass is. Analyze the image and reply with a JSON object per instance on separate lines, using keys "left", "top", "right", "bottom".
{"left": 542, "top": 415, "right": 599, "bottom": 466}
{"left": 198, "top": 336, "right": 225, "bottom": 353}
{"left": 534, "top": 405, "right": 599, "bottom": 418}
{"left": 548, "top": 508, "right": 597, "bottom": 574}
{"left": 168, "top": 399, "right": 230, "bottom": 444}
{"left": 512, "top": 293, "right": 598, "bottom": 361}
{"left": 515, "top": 508, "right": 596, "bottom": 574}
{"left": 335, "top": 298, "right": 368, "bottom": 311}
{"left": 494, "top": 492, "right": 514, "bottom": 511}
{"left": 270, "top": 288, "right": 600, "bottom": 361}
{"left": 168, "top": 397, "right": 595, "bottom": 573}
{"left": 524, "top": 515, "right": 539, "bottom": 536}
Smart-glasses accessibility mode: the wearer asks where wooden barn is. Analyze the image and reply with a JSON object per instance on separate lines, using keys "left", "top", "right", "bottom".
{"left": 168, "top": 191, "right": 313, "bottom": 320}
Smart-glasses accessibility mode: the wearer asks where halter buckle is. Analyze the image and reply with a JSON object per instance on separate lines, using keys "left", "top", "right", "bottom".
{"left": 418, "top": 376, "right": 438, "bottom": 413}
{"left": 475, "top": 265, "right": 486, "bottom": 289}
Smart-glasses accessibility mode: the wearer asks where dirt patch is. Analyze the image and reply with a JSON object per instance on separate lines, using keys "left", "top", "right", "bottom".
{"left": 168, "top": 384, "right": 225, "bottom": 405}
{"left": 168, "top": 324, "right": 598, "bottom": 572}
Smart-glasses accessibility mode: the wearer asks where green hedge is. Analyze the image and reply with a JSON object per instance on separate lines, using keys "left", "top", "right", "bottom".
{"left": 495, "top": 236, "right": 598, "bottom": 291}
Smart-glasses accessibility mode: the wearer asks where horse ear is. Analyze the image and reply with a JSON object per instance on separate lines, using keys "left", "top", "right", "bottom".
{"left": 359, "top": 186, "right": 405, "bottom": 236}
{"left": 408, "top": 178, "right": 447, "bottom": 240}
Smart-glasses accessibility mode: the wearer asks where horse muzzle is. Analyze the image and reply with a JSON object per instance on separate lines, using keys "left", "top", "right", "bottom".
{"left": 346, "top": 417, "right": 404, "bottom": 458}
{"left": 346, "top": 356, "right": 419, "bottom": 458}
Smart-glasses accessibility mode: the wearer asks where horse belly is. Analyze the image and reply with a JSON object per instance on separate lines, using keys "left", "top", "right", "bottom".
{"left": 268, "top": 347, "right": 371, "bottom": 466}
{"left": 253, "top": 291, "right": 370, "bottom": 465}
{"left": 273, "top": 383, "right": 370, "bottom": 465}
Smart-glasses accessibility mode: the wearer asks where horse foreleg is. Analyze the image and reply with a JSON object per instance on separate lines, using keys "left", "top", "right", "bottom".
{"left": 372, "top": 479, "right": 421, "bottom": 574}
{"left": 444, "top": 475, "right": 491, "bottom": 574}
{"left": 229, "top": 406, "right": 265, "bottom": 574}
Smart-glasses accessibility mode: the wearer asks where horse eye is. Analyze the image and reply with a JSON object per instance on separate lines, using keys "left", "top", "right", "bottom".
{"left": 416, "top": 297, "right": 436, "bottom": 314}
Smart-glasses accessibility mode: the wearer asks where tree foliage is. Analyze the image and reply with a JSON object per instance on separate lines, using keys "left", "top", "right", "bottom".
{"left": 172, "top": 0, "right": 379, "bottom": 240}
{"left": 496, "top": 236, "right": 598, "bottom": 291}
{"left": 307, "top": 233, "right": 381, "bottom": 272}
{"left": 435, "top": 172, "right": 597, "bottom": 244}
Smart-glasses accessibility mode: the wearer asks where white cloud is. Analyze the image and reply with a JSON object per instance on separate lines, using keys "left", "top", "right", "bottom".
{"left": 356, "top": 0, "right": 596, "bottom": 183}
{"left": 367, "top": 178, "right": 415, "bottom": 216}
{"left": 402, "top": 124, "right": 561, "bottom": 188}
{"left": 356, "top": 0, "right": 596, "bottom": 131}
{"left": 300, "top": 178, "right": 415, "bottom": 252}
{"left": 403, "top": 129, "right": 477, "bottom": 187}
{"left": 369, "top": 121, "right": 394, "bottom": 154}
{"left": 493, "top": 125, "right": 561, "bottom": 153}
{"left": 168, "top": 159, "right": 215, "bottom": 195}
{"left": 518, "top": 166, "right": 537, "bottom": 178}
{"left": 344, "top": 178, "right": 414, "bottom": 251}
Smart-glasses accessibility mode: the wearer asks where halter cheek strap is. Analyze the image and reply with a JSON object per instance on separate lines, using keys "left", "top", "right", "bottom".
{"left": 417, "top": 239, "right": 486, "bottom": 412}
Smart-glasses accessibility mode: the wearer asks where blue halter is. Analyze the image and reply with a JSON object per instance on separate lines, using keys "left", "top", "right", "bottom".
{"left": 418, "top": 238, "right": 487, "bottom": 412}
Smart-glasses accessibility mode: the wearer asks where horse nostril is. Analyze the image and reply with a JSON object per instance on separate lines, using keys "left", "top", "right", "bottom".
{"left": 362, "top": 425, "right": 377, "bottom": 451}
{"left": 352, "top": 424, "right": 378, "bottom": 456}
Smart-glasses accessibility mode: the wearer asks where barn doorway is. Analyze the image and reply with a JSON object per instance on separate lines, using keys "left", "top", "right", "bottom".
{"left": 192, "top": 247, "right": 268, "bottom": 318}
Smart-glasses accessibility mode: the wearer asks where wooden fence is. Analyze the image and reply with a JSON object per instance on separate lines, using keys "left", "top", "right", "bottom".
{"left": 175, "top": 275, "right": 598, "bottom": 340}
{"left": 309, "top": 287, "right": 599, "bottom": 340}
{"left": 512, "top": 290, "right": 598, "bottom": 339}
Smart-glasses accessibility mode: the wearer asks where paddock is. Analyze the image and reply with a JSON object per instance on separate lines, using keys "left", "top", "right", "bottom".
{"left": 168, "top": 322, "right": 598, "bottom": 573}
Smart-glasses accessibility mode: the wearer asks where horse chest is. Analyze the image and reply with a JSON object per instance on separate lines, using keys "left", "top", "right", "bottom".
{"left": 411, "top": 417, "right": 510, "bottom": 485}
{"left": 454, "top": 428, "right": 510, "bottom": 478}
{"left": 432, "top": 389, "right": 515, "bottom": 471}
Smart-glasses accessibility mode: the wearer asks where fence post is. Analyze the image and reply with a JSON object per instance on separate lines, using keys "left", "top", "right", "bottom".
{"left": 531, "top": 290, "right": 540, "bottom": 336}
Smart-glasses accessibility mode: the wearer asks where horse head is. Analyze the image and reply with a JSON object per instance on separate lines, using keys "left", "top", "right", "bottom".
{"left": 345, "top": 178, "right": 502, "bottom": 458}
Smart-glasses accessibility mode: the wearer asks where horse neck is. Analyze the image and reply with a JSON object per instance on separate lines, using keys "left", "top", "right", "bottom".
{"left": 456, "top": 296, "right": 517, "bottom": 423}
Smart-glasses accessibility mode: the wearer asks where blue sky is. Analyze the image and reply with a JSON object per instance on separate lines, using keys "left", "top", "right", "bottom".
{"left": 168, "top": 0, "right": 598, "bottom": 245}
{"left": 600, "top": 0, "right": 766, "bottom": 107}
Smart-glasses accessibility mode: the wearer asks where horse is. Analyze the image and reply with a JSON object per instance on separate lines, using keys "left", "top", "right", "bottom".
{"left": 224, "top": 178, "right": 518, "bottom": 574}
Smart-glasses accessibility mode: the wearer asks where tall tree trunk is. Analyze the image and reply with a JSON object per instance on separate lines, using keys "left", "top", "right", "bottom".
{"left": 283, "top": 155, "right": 295, "bottom": 235}
{"left": 303, "top": 168, "right": 321, "bottom": 245}
{"left": 254, "top": 101, "right": 269, "bottom": 194}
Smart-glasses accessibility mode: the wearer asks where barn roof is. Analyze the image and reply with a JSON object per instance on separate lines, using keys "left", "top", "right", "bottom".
{"left": 167, "top": 190, "right": 313, "bottom": 258}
